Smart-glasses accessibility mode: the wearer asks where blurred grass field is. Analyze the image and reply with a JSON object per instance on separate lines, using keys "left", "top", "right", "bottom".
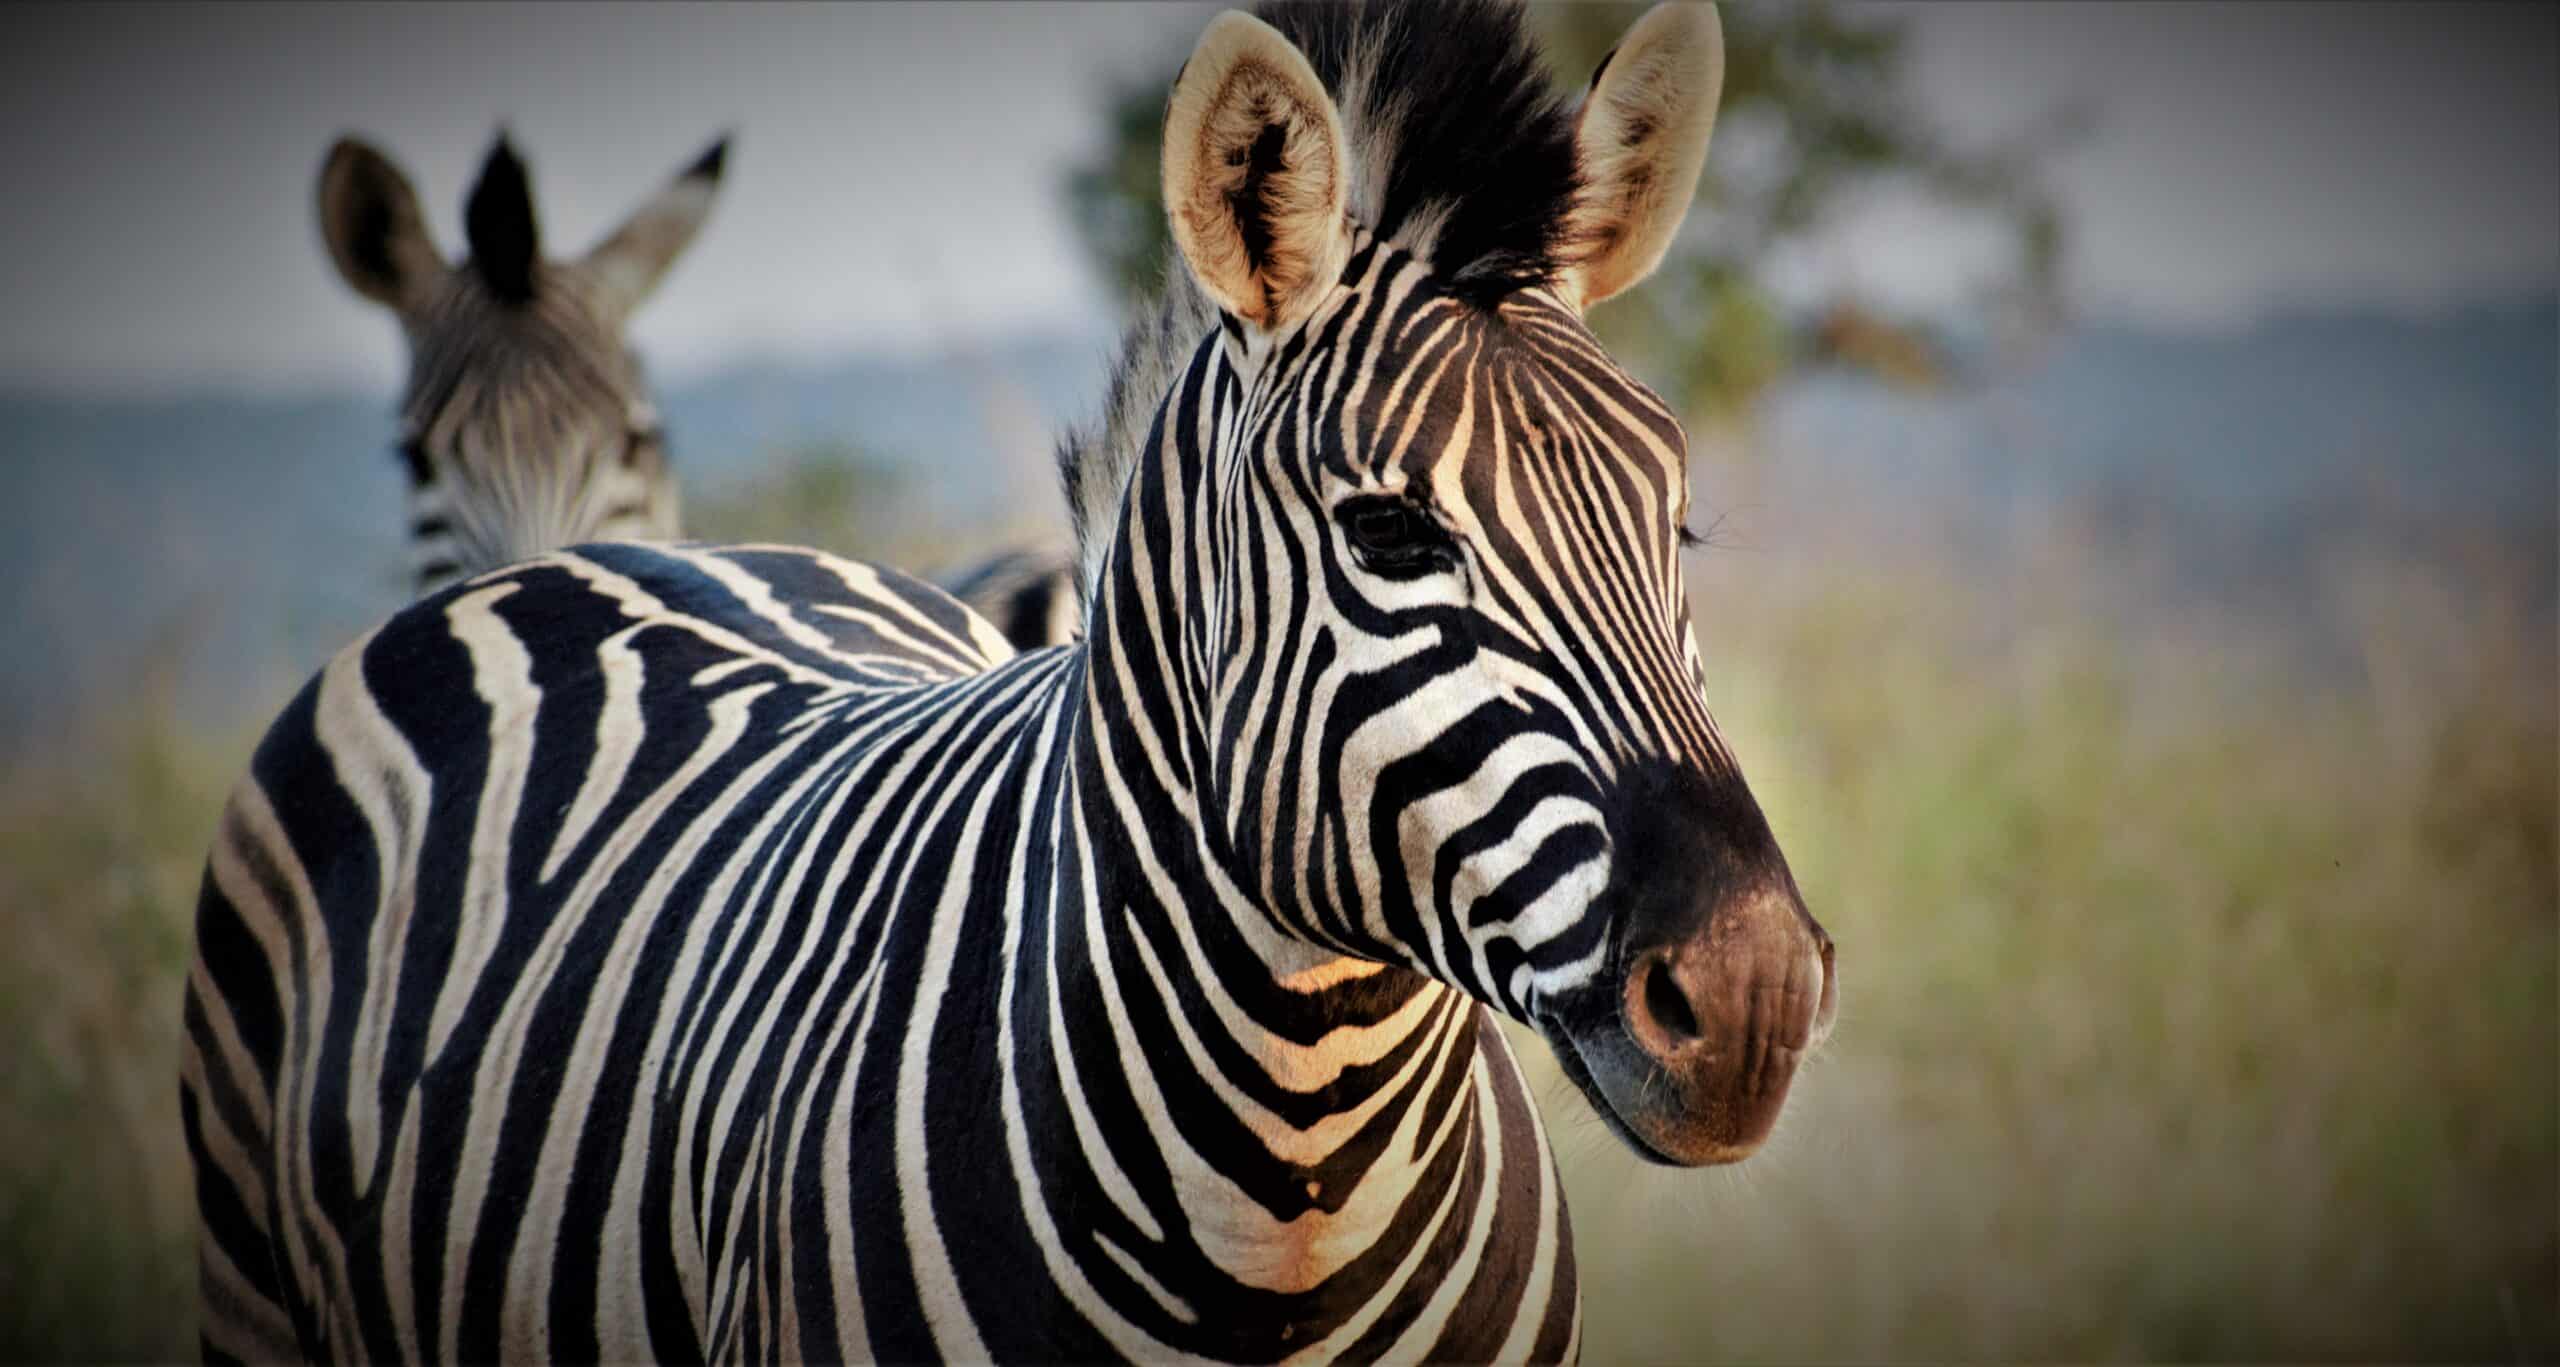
{"left": 1, "top": 458, "right": 2551, "bottom": 1362}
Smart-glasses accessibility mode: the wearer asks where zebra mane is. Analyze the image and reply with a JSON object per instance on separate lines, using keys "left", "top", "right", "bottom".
{"left": 1056, "top": 0, "right": 1584, "bottom": 599}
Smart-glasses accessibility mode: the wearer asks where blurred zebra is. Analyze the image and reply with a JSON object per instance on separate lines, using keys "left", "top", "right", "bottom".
{"left": 318, "top": 133, "right": 711, "bottom": 595}
{"left": 321, "top": 132, "right": 1082, "bottom": 645}
{"left": 186, "top": 2, "right": 1832, "bottom": 1361}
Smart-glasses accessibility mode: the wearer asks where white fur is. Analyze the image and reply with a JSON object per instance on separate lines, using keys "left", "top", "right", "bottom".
{"left": 1563, "top": 3, "right": 1726, "bottom": 310}
{"left": 1161, "top": 12, "right": 1353, "bottom": 333}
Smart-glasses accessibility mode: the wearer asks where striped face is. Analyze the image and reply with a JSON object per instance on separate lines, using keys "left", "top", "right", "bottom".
{"left": 317, "top": 131, "right": 722, "bottom": 596}
{"left": 395, "top": 273, "right": 679, "bottom": 594}
{"left": 1139, "top": 0, "right": 1832, "bottom": 1169}
{"left": 1183, "top": 237, "right": 1834, "bottom": 1165}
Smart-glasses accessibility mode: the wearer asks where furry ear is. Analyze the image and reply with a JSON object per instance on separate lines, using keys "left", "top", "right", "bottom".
{"left": 316, "top": 138, "right": 445, "bottom": 313}
{"left": 465, "top": 133, "right": 542, "bottom": 305}
{"left": 1561, "top": 3, "right": 1725, "bottom": 310}
{"left": 583, "top": 134, "right": 730, "bottom": 324}
{"left": 1161, "top": 11, "right": 1351, "bottom": 334}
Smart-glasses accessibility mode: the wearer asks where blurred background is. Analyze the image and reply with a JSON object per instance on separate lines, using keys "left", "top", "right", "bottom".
{"left": 1, "top": 1, "right": 2551, "bottom": 1360}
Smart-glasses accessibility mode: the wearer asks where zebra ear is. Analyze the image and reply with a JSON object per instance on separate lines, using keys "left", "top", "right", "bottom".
{"left": 465, "top": 133, "right": 543, "bottom": 306}
{"left": 582, "top": 135, "right": 730, "bottom": 324}
{"left": 1161, "top": 11, "right": 1351, "bottom": 335}
{"left": 317, "top": 138, "right": 446, "bottom": 314}
{"left": 1560, "top": 3, "right": 1725, "bottom": 311}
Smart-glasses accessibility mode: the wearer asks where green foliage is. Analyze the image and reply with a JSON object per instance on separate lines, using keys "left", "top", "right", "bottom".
{"left": 685, "top": 438, "right": 928, "bottom": 559}
{"left": 0, "top": 686, "right": 247, "bottom": 1362}
{"left": 1061, "top": 1, "right": 2078, "bottom": 419}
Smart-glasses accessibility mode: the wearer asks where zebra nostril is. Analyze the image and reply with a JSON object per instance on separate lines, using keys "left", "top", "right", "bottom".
{"left": 1639, "top": 955, "right": 1702, "bottom": 1044}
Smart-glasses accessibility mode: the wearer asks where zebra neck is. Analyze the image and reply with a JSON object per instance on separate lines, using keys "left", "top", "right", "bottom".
{"left": 1039, "top": 699, "right": 1528, "bottom": 1327}
{"left": 1027, "top": 378, "right": 1558, "bottom": 1330}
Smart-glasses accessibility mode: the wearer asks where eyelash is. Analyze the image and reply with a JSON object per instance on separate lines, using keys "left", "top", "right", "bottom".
{"left": 394, "top": 439, "right": 432, "bottom": 485}
{"left": 1333, "top": 499, "right": 1703, "bottom": 564}
{"left": 1336, "top": 495, "right": 1456, "bottom": 577}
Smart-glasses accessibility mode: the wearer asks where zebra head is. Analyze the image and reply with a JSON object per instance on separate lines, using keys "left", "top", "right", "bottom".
{"left": 317, "top": 132, "right": 724, "bottom": 593}
{"left": 1120, "top": 0, "right": 1835, "bottom": 1167}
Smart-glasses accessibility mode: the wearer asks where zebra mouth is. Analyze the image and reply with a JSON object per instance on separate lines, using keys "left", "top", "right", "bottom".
{"left": 1539, "top": 1022, "right": 1694, "bottom": 1167}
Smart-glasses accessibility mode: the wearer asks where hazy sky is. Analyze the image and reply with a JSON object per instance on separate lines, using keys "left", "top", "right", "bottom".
{"left": 1, "top": 1, "right": 2550, "bottom": 396}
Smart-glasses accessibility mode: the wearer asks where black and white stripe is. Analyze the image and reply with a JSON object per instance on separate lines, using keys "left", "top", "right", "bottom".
{"left": 192, "top": 3, "right": 1833, "bottom": 1360}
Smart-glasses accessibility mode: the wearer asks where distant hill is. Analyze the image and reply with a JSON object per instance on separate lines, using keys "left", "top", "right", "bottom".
{"left": 0, "top": 330, "right": 1116, "bottom": 754}
{"left": 1758, "top": 295, "right": 2555, "bottom": 648}
{"left": 0, "top": 296, "right": 2550, "bottom": 757}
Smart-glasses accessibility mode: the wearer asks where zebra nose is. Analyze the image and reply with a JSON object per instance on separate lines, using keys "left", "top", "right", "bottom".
{"left": 1625, "top": 942, "right": 1712, "bottom": 1053}
{"left": 1611, "top": 882, "right": 1830, "bottom": 1161}
{"left": 1622, "top": 890, "right": 1826, "bottom": 1059}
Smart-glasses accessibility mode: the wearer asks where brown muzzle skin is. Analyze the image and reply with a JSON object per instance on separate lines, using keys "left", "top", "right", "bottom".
{"left": 1543, "top": 760, "right": 1837, "bottom": 1166}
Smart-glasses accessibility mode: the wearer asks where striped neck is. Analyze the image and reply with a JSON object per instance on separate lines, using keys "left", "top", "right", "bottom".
{"left": 999, "top": 324, "right": 1573, "bottom": 1357}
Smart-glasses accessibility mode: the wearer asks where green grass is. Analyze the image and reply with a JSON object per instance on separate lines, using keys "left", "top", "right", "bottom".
{"left": 0, "top": 672, "right": 249, "bottom": 1362}
{"left": 0, "top": 481, "right": 2549, "bottom": 1361}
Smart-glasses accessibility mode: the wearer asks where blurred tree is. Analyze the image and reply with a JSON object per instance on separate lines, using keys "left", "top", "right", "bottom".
{"left": 688, "top": 439, "right": 937, "bottom": 564}
{"left": 1063, "top": 2, "right": 2083, "bottom": 422}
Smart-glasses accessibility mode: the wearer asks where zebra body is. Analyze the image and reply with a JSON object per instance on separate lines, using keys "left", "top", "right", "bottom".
{"left": 193, "top": 3, "right": 1833, "bottom": 1360}
{"left": 188, "top": 536, "right": 1571, "bottom": 1361}
{"left": 931, "top": 546, "right": 1085, "bottom": 661}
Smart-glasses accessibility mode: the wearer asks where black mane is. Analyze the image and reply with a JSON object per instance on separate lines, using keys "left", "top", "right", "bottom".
{"left": 1260, "top": 0, "right": 1583, "bottom": 301}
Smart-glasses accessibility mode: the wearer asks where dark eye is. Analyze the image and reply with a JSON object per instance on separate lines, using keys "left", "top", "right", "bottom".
{"left": 622, "top": 427, "right": 662, "bottom": 469}
{"left": 394, "top": 438, "right": 433, "bottom": 486}
{"left": 1337, "top": 495, "right": 1450, "bottom": 575}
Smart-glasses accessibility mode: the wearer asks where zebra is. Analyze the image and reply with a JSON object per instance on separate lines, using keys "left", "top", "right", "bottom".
{"left": 318, "top": 132, "right": 717, "bottom": 596}
{"left": 320, "top": 131, "right": 1083, "bottom": 645}
{"left": 930, "top": 544, "right": 1084, "bottom": 663}
{"left": 183, "top": 2, "right": 1835, "bottom": 1361}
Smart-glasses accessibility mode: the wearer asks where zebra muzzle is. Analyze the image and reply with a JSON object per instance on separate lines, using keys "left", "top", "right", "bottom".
{"left": 1536, "top": 762, "right": 1843, "bottom": 1167}
{"left": 1542, "top": 881, "right": 1835, "bottom": 1167}
{"left": 1608, "top": 885, "right": 1835, "bottom": 1164}
{"left": 1549, "top": 761, "right": 1838, "bottom": 1166}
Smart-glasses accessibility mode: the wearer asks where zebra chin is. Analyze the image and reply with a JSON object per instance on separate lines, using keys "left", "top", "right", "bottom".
{"left": 1536, "top": 762, "right": 1840, "bottom": 1167}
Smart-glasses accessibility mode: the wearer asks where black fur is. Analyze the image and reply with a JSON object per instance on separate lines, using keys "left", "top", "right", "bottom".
{"left": 686, "top": 136, "right": 730, "bottom": 183}
{"left": 1230, "top": 121, "right": 1290, "bottom": 280}
{"left": 466, "top": 135, "right": 542, "bottom": 306}
{"left": 344, "top": 162, "right": 402, "bottom": 294}
{"left": 1258, "top": 0, "right": 1583, "bottom": 303}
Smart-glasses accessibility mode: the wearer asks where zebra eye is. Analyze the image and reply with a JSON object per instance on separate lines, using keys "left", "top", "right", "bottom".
{"left": 1337, "top": 495, "right": 1450, "bottom": 574}
{"left": 394, "top": 439, "right": 433, "bottom": 486}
